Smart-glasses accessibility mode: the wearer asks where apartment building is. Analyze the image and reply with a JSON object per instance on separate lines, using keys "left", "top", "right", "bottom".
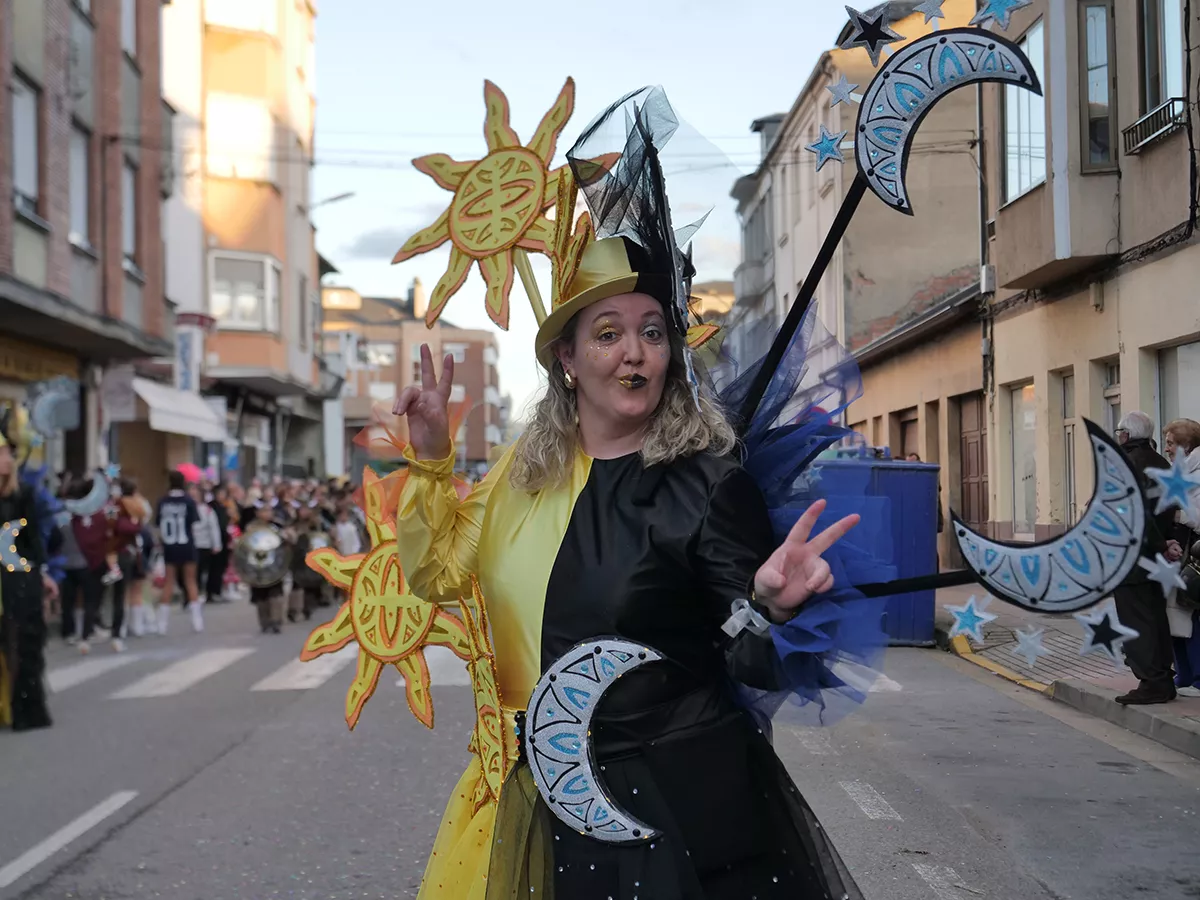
{"left": 983, "top": 0, "right": 1198, "bottom": 542}
{"left": 321, "top": 279, "right": 503, "bottom": 478}
{"left": 1, "top": 0, "right": 174, "bottom": 476}
{"left": 158, "top": 0, "right": 327, "bottom": 485}
{"left": 732, "top": 0, "right": 985, "bottom": 563}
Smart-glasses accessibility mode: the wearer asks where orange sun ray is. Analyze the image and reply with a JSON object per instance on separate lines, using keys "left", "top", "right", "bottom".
{"left": 424, "top": 609, "right": 473, "bottom": 658}
{"left": 307, "top": 548, "right": 363, "bottom": 590}
{"left": 394, "top": 653, "right": 435, "bottom": 729}
{"left": 482, "top": 80, "right": 521, "bottom": 151}
{"left": 527, "top": 78, "right": 575, "bottom": 164}
{"left": 300, "top": 603, "right": 354, "bottom": 661}
{"left": 425, "top": 247, "right": 474, "bottom": 326}
{"left": 479, "top": 254, "right": 515, "bottom": 328}
{"left": 345, "top": 652, "right": 385, "bottom": 730}
{"left": 413, "top": 154, "right": 472, "bottom": 191}
{"left": 392, "top": 208, "right": 451, "bottom": 264}
{"left": 517, "top": 216, "right": 554, "bottom": 253}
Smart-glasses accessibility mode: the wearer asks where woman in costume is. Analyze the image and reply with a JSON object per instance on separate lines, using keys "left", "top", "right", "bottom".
{"left": 0, "top": 412, "right": 59, "bottom": 731}
{"left": 392, "top": 87, "right": 885, "bottom": 899}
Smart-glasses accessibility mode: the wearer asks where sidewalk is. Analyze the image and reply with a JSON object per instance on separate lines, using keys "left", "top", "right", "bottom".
{"left": 933, "top": 585, "right": 1200, "bottom": 760}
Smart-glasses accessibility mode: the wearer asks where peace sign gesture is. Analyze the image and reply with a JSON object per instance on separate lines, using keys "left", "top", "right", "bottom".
{"left": 392, "top": 344, "right": 454, "bottom": 460}
{"left": 753, "top": 499, "right": 860, "bottom": 622}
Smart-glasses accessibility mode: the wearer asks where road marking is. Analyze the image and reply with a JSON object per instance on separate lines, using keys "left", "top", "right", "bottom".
{"left": 395, "top": 646, "right": 471, "bottom": 688}
{"left": 829, "top": 661, "right": 903, "bottom": 695}
{"left": 792, "top": 728, "right": 834, "bottom": 756}
{"left": 838, "top": 780, "right": 903, "bottom": 820}
{"left": 252, "top": 644, "right": 359, "bottom": 691}
{"left": 47, "top": 654, "right": 142, "bottom": 693}
{"left": 109, "top": 648, "right": 255, "bottom": 699}
{"left": 912, "top": 863, "right": 978, "bottom": 899}
{"left": 869, "top": 674, "right": 904, "bottom": 693}
{"left": 0, "top": 790, "right": 138, "bottom": 889}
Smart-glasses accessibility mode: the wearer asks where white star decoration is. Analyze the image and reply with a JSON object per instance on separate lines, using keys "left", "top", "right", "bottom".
{"left": 1010, "top": 627, "right": 1050, "bottom": 668}
{"left": 914, "top": 0, "right": 946, "bottom": 23}
{"left": 827, "top": 74, "right": 860, "bottom": 108}
{"left": 1074, "top": 601, "right": 1139, "bottom": 665}
{"left": 1138, "top": 553, "right": 1187, "bottom": 599}
{"left": 945, "top": 595, "right": 997, "bottom": 644}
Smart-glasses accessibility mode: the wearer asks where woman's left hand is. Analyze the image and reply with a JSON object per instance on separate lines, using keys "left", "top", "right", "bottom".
{"left": 42, "top": 573, "right": 59, "bottom": 603}
{"left": 753, "top": 499, "right": 859, "bottom": 623}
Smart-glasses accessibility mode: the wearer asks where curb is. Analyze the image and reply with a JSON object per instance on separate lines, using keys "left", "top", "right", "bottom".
{"left": 934, "top": 625, "right": 1050, "bottom": 694}
{"left": 1048, "top": 679, "right": 1200, "bottom": 761}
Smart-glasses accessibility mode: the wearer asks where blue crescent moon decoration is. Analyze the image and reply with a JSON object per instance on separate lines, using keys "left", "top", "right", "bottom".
{"left": 855, "top": 27, "right": 1042, "bottom": 214}
{"left": 63, "top": 470, "right": 110, "bottom": 517}
{"left": 525, "top": 638, "right": 663, "bottom": 844}
{"left": 952, "top": 420, "right": 1145, "bottom": 614}
{"left": 0, "top": 519, "right": 32, "bottom": 573}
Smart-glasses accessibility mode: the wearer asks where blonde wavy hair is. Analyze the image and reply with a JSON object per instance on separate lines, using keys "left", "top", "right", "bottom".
{"left": 509, "top": 314, "right": 736, "bottom": 492}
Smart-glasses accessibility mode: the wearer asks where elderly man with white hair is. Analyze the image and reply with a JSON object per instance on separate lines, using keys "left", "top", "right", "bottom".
{"left": 1112, "top": 411, "right": 1179, "bottom": 704}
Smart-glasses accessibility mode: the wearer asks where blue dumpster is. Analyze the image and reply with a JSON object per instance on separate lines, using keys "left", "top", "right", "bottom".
{"left": 812, "top": 455, "right": 940, "bottom": 647}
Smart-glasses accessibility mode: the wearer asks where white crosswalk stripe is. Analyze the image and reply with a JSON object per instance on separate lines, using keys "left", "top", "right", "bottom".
{"left": 47, "top": 654, "right": 143, "bottom": 693}
{"left": 912, "top": 863, "right": 977, "bottom": 900}
{"left": 395, "top": 646, "right": 471, "bottom": 687}
{"left": 791, "top": 727, "right": 834, "bottom": 756}
{"left": 838, "top": 780, "right": 903, "bottom": 820}
{"left": 109, "top": 648, "right": 256, "bottom": 699}
{"left": 252, "top": 644, "right": 359, "bottom": 691}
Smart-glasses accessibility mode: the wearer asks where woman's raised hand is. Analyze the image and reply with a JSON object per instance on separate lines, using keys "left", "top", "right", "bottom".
{"left": 392, "top": 344, "right": 454, "bottom": 460}
{"left": 753, "top": 499, "right": 860, "bottom": 622}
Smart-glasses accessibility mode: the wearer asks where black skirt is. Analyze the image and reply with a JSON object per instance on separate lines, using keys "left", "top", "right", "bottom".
{"left": 487, "top": 683, "right": 861, "bottom": 900}
{"left": 1, "top": 568, "right": 52, "bottom": 731}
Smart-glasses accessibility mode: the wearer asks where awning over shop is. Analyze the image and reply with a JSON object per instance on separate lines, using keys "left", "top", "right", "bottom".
{"left": 132, "top": 378, "right": 226, "bottom": 442}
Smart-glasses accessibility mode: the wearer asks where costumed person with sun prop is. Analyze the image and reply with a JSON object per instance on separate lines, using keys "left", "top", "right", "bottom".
{"left": 297, "top": 2, "right": 1167, "bottom": 896}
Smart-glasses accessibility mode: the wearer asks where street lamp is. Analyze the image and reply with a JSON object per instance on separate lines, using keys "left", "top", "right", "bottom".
{"left": 300, "top": 192, "right": 356, "bottom": 216}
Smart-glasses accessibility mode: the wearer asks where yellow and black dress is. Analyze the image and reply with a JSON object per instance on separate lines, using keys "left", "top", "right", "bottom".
{"left": 397, "top": 441, "right": 864, "bottom": 900}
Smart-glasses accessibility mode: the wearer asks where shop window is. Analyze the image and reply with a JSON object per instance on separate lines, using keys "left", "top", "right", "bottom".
{"left": 1010, "top": 383, "right": 1037, "bottom": 537}
{"left": 1062, "top": 373, "right": 1077, "bottom": 525}
{"left": 1159, "top": 341, "right": 1200, "bottom": 425}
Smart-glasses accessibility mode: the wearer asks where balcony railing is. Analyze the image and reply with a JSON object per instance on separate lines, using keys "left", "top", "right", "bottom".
{"left": 1123, "top": 97, "right": 1186, "bottom": 156}
{"left": 733, "top": 254, "right": 774, "bottom": 301}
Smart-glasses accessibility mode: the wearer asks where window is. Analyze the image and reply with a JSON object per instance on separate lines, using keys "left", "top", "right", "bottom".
{"left": 210, "top": 253, "right": 282, "bottom": 330}
{"left": 450, "top": 383, "right": 466, "bottom": 404}
{"left": 206, "top": 94, "right": 277, "bottom": 184}
{"left": 411, "top": 362, "right": 421, "bottom": 385}
{"left": 1062, "top": 374, "right": 1077, "bottom": 526}
{"left": 12, "top": 73, "right": 39, "bottom": 217}
{"left": 365, "top": 342, "right": 397, "bottom": 367}
{"left": 444, "top": 343, "right": 468, "bottom": 364}
{"left": 1080, "top": 2, "right": 1117, "bottom": 169}
{"left": 122, "top": 160, "right": 138, "bottom": 263}
{"left": 69, "top": 126, "right": 90, "bottom": 245}
{"left": 298, "top": 274, "right": 309, "bottom": 349}
{"left": 1140, "top": 0, "right": 1185, "bottom": 112}
{"left": 483, "top": 346, "right": 498, "bottom": 366}
{"left": 1159, "top": 341, "right": 1200, "bottom": 425}
{"left": 120, "top": 0, "right": 136, "bottom": 55}
{"left": 368, "top": 382, "right": 397, "bottom": 402}
{"left": 204, "top": 0, "right": 278, "bottom": 34}
{"left": 1004, "top": 21, "right": 1047, "bottom": 202}
{"left": 1010, "top": 384, "right": 1037, "bottom": 537}
{"left": 1102, "top": 360, "right": 1121, "bottom": 431}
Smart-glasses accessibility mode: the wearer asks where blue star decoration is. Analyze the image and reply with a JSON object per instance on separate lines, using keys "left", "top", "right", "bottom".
{"left": 970, "top": 0, "right": 1035, "bottom": 31}
{"left": 826, "top": 74, "right": 860, "bottom": 108}
{"left": 806, "top": 124, "right": 849, "bottom": 171}
{"left": 840, "top": 4, "right": 904, "bottom": 69}
{"left": 105, "top": 463, "right": 122, "bottom": 481}
{"left": 914, "top": 0, "right": 946, "bottom": 24}
{"left": 1138, "top": 553, "right": 1187, "bottom": 599}
{"left": 945, "top": 595, "right": 997, "bottom": 644}
{"left": 1144, "top": 450, "right": 1200, "bottom": 517}
{"left": 1010, "top": 626, "right": 1050, "bottom": 668}
{"left": 1074, "top": 601, "right": 1139, "bottom": 666}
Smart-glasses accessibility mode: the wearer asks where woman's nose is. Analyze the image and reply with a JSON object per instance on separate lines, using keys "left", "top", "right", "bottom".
{"left": 623, "top": 334, "right": 645, "bottom": 363}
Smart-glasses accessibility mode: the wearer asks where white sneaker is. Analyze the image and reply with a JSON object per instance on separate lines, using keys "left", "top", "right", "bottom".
{"left": 65, "top": 635, "right": 79, "bottom": 646}
{"left": 92, "top": 626, "right": 111, "bottom": 641}
{"left": 1179, "top": 685, "right": 1200, "bottom": 698}
{"left": 78, "top": 640, "right": 90, "bottom": 655}
{"left": 189, "top": 601, "right": 205, "bottom": 633}
{"left": 112, "top": 638, "right": 125, "bottom": 653}
{"left": 130, "top": 606, "right": 145, "bottom": 637}
{"left": 157, "top": 605, "right": 170, "bottom": 635}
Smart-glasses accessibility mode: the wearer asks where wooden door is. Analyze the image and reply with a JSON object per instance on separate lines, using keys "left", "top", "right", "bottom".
{"left": 958, "top": 393, "right": 989, "bottom": 534}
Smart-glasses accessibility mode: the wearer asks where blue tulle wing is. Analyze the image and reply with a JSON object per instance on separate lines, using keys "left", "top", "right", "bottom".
{"left": 715, "top": 309, "right": 895, "bottom": 727}
{"left": 20, "top": 464, "right": 68, "bottom": 583}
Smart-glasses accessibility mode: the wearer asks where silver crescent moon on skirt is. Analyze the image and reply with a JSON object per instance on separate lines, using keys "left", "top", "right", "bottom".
{"left": 856, "top": 27, "right": 1043, "bottom": 213}
{"left": 0, "top": 519, "right": 32, "bottom": 573}
{"left": 525, "top": 638, "right": 663, "bottom": 844}
{"left": 953, "top": 420, "right": 1146, "bottom": 614}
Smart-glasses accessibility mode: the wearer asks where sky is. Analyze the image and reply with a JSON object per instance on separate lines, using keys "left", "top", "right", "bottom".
{"left": 310, "top": 0, "right": 851, "bottom": 421}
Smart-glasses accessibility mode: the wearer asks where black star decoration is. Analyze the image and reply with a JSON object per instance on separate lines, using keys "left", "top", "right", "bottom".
{"left": 840, "top": 4, "right": 905, "bottom": 68}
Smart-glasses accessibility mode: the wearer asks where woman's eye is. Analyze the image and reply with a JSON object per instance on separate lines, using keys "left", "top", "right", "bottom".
{"left": 642, "top": 327, "right": 664, "bottom": 342}
{"left": 596, "top": 330, "right": 617, "bottom": 342}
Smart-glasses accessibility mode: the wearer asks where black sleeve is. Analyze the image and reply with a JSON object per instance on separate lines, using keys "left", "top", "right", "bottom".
{"left": 693, "top": 466, "right": 787, "bottom": 691}
{"left": 21, "top": 485, "right": 47, "bottom": 568}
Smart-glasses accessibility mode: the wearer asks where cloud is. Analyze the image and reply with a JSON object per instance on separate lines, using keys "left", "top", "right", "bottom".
{"left": 340, "top": 227, "right": 412, "bottom": 260}
{"left": 693, "top": 235, "right": 742, "bottom": 277}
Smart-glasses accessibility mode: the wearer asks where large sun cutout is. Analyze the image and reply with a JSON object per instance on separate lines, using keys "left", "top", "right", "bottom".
{"left": 391, "top": 79, "right": 576, "bottom": 329}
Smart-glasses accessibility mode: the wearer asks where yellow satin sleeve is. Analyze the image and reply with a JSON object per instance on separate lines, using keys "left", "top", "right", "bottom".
{"left": 395, "top": 443, "right": 495, "bottom": 607}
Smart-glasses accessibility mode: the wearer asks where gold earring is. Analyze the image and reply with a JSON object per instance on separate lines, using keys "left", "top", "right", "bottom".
{"left": 563, "top": 370, "right": 576, "bottom": 390}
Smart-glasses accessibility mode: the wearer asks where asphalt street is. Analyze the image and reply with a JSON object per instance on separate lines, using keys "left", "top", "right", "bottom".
{"left": 2, "top": 601, "right": 1199, "bottom": 900}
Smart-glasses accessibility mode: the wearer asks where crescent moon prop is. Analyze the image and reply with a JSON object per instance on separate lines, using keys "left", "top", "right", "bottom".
{"left": 736, "top": 25, "right": 1043, "bottom": 427}
{"left": 856, "top": 28, "right": 1041, "bottom": 213}
{"left": 952, "top": 420, "right": 1144, "bottom": 613}
{"left": 525, "top": 638, "right": 663, "bottom": 844}
{"left": 63, "top": 472, "right": 110, "bottom": 517}
{"left": 0, "top": 519, "right": 32, "bottom": 573}
{"left": 27, "top": 377, "right": 80, "bottom": 437}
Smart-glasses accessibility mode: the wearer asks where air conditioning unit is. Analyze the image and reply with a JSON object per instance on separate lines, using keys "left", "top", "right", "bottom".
{"left": 979, "top": 264, "right": 997, "bottom": 294}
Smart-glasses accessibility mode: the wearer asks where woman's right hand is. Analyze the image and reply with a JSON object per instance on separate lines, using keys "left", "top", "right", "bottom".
{"left": 392, "top": 344, "right": 454, "bottom": 460}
